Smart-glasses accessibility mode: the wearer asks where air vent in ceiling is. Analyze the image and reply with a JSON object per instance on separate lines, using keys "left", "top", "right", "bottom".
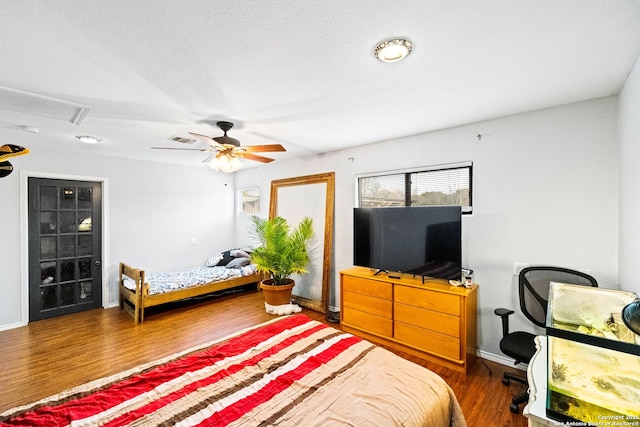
{"left": 0, "top": 85, "right": 91, "bottom": 125}
{"left": 169, "top": 136, "right": 196, "bottom": 144}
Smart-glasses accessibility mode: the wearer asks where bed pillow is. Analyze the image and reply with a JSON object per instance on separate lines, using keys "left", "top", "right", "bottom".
{"left": 230, "top": 249, "right": 251, "bottom": 258}
{"left": 218, "top": 250, "right": 236, "bottom": 266}
{"left": 206, "top": 249, "right": 248, "bottom": 267}
{"left": 225, "top": 257, "right": 251, "bottom": 269}
{"left": 205, "top": 253, "right": 224, "bottom": 267}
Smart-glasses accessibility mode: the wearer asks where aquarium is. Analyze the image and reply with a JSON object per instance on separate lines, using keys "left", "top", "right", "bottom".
{"left": 546, "top": 283, "right": 640, "bottom": 424}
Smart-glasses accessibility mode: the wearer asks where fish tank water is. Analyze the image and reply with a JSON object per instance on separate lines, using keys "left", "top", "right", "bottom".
{"left": 546, "top": 282, "right": 640, "bottom": 424}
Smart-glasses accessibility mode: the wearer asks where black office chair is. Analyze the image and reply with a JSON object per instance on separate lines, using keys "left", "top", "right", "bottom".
{"left": 494, "top": 266, "right": 598, "bottom": 413}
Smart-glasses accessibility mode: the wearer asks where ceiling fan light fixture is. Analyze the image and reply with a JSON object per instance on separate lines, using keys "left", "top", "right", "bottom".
{"left": 208, "top": 153, "right": 243, "bottom": 173}
{"left": 75, "top": 135, "right": 102, "bottom": 144}
{"left": 159, "top": 121, "right": 283, "bottom": 168}
{"left": 374, "top": 38, "right": 412, "bottom": 63}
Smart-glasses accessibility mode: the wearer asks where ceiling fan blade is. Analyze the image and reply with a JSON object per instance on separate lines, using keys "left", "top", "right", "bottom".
{"left": 202, "top": 154, "right": 216, "bottom": 163}
{"left": 240, "top": 144, "right": 286, "bottom": 153}
{"left": 151, "top": 147, "right": 212, "bottom": 152}
{"left": 236, "top": 152, "right": 275, "bottom": 163}
{"left": 189, "top": 132, "right": 225, "bottom": 149}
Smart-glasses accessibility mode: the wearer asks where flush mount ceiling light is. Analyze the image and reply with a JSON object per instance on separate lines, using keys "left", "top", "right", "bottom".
{"left": 18, "top": 125, "right": 40, "bottom": 133}
{"left": 374, "top": 38, "right": 413, "bottom": 63}
{"left": 75, "top": 135, "right": 102, "bottom": 144}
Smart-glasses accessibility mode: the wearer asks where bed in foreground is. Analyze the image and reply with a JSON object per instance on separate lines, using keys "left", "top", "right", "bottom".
{"left": 0, "top": 314, "right": 466, "bottom": 426}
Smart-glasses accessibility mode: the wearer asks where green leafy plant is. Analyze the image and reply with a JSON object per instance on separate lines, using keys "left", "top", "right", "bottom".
{"left": 249, "top": 216, "right": 314, "bottom": 286}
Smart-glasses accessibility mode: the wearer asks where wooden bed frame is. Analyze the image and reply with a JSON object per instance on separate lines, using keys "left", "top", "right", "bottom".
{"left": 118, "top": 262, "right": 263, "bottom": 323}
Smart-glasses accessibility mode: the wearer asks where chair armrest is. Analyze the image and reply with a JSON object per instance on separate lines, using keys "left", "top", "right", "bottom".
{"left": 494, "top": 308, "right": 514, "bottom": 317}
{"left": 494, "top": 308, "right": 515, "bottom": 337}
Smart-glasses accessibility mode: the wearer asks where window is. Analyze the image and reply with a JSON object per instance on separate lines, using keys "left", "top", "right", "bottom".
{"left": 357, "top": 162, "right": 473, "bottom": 213}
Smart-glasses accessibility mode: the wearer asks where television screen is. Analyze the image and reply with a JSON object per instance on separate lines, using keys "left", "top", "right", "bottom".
{"left": 353, "top": 206, "right": 462, "bottom": 280}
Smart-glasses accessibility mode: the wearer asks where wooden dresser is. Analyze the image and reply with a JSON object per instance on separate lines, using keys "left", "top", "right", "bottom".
{"left": 340, "top": 266, "right": 478, "bottom": 373}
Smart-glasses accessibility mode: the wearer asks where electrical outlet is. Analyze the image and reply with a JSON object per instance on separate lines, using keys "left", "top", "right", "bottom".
{"left": 513, "top": 262, "right": 529, "bottom": 276}
{"left": 189, "top": 237, "right": 198, "bottom": 245}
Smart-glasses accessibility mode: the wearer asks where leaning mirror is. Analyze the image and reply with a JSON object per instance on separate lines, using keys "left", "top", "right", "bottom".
{"left": 269, "top": 172, "right": 335, "bottom": 313}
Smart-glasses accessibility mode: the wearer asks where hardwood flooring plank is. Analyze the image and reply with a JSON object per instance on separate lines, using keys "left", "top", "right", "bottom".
{"left": 0, "top": 289, "right": 527, "bottom": 426}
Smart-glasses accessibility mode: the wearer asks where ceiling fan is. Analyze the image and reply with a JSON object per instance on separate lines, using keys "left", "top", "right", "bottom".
{"left": 152, "top": 121, "right": 286, "bottom": 172}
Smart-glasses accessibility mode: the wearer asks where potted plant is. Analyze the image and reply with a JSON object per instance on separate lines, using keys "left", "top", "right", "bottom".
{"left": 249, "top": 215, "right": 314, "bottom": 307}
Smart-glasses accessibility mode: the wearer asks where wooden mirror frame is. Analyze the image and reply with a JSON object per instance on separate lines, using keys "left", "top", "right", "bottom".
{"left": 269, "top": 172, "right": 335, "bottom": 313}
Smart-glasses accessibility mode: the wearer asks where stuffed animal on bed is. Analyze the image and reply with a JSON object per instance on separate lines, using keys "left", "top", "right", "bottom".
{"left": 205, "top": 249, "right": 252, "bottom": 268}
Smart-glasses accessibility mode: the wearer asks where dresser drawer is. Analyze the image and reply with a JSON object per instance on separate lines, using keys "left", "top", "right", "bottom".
{"left": 343, "top": 309, "right": 393, "bottom": 337}
{"left": 394, "top": 302, "right": 460, "bottom": 337}
{"left": 395, "top": 285, "right": 460, "bottom": 316}
{"left": 342, "top": 275, "right": 392, "bottom": 300}
{"left": 344, "top": 290, "right": 392, "bottom": 319}
{"left": 394, "top": 322, "right": 461, "bottom": 360}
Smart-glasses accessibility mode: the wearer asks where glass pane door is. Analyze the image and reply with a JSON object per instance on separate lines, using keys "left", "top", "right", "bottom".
{"left": 28, "top": 178, "right": 102, "bottom": 321}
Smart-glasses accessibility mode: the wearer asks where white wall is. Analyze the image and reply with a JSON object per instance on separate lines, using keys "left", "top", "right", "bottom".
{"left": 0, "top": 96, "right": 622, "bottom": 359}
{"left": 0, "top": 147, "right": 236, "bottom": 329}
{"left": 619, "top": 56, "right": 640, "bottom": 294}
{"left": 234, "top": 97, "right": 620, "bottom": 358}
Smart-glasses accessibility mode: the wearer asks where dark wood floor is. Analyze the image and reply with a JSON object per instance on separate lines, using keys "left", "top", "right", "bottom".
{"left": 0, "top": 288, "right": 527, "bottom": 426}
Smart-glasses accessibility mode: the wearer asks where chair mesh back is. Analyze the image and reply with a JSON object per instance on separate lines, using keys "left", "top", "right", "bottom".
{"left": 519, "top": 267, "right": 598, "bottom": 327}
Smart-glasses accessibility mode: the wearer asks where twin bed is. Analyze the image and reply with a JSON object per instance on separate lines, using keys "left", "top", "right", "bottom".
{"left": 119, "top": 261, "right": 263, "bottom": 323}
{"left": 1, "top": 314, "right": 467, "bottom": 426}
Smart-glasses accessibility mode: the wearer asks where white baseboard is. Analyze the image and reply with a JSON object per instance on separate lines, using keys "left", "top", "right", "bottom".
{"left": 477, "top": 349, "right": 528, "bottom": 371}
{"left": 0, "top": 321, "right": 25, "bottom": 332}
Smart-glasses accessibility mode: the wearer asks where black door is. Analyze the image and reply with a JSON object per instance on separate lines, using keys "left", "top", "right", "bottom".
{"left": 28, "top": 178, "right": 102, "bottom": 321}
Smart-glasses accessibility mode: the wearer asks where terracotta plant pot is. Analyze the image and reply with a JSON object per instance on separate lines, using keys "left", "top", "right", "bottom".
{"left": 260, "top": 279, "right": 295, "bottom": 306}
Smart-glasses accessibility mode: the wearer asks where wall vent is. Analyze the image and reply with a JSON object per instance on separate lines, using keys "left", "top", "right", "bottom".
{"left": 168, "top": 136, "right": 196, "bottom": 144}
{"left": 0, "top": 85, "right": 91, "bottom": 125}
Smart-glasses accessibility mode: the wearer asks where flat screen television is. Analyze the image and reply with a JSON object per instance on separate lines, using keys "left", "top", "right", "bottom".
{"left": 353, "top": 206, "right": 462, "bottom": 280}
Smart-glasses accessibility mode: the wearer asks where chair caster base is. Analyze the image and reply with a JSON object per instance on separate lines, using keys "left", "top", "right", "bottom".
{"left": 510, "top": 403, "right": 520, "bottom": 414}
{"left": 502, "top": 377, "right": 510, "bottom": 386}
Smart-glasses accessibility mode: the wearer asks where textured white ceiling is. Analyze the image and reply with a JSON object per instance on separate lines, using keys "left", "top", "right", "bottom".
{"left": 1, "top": 1, "right": 639, "bottom": 168}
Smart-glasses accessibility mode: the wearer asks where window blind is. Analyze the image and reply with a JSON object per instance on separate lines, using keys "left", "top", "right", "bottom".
{"left": 357, "top": 163, "right": 473, "bottom": 213}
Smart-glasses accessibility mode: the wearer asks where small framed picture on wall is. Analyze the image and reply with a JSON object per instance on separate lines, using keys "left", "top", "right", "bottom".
{"left": 238, "top": 187, "right": 260, "bottom": 215}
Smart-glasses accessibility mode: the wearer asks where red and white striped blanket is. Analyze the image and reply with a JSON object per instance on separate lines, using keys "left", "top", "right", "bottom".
{"left": 0, "top": 314, "right": 466, "bottom": 426}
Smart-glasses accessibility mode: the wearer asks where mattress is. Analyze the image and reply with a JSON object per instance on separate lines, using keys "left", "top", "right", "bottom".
{"left": 122, "top": 264, "right": 257, "bottom": 295}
